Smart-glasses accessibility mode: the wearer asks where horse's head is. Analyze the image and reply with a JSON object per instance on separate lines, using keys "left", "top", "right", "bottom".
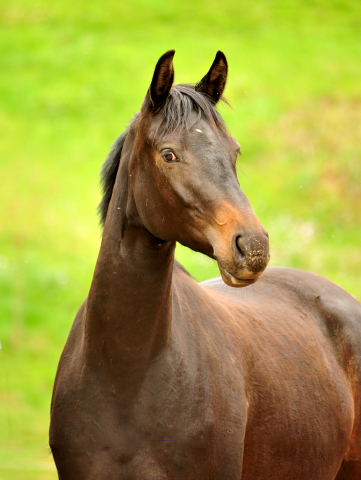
{"left": 124, "top": 50, "right": 270, "bottom": 287}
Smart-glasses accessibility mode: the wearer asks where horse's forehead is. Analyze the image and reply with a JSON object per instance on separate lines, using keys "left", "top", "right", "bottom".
{"left": 189, "top": 118, "right": 216, "bottom": 137}
{"left": 182, "top": 117, "right": 228, "bottom": 143}
{"left": 187, "top": 120, "right": 233, "bottom": 149}
{"left": 165, "top": 127, "right": 228, "bottom": 155}
{"left": 141, "top": 110, "right": 233, "bottom": 151}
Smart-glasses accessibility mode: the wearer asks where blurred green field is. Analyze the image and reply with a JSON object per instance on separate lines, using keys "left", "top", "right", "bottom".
{"left": 1, "top": 0, "right": 361, "bottom": 477}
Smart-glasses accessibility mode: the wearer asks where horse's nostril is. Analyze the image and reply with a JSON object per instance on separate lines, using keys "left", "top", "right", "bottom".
{"left": 235, "top": 236, "right": 246, "bottom": 261}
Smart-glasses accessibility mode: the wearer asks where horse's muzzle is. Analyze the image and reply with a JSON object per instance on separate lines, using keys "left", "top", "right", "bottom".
{"left": 216, "top": 228, "right": 270, "bottom": 287}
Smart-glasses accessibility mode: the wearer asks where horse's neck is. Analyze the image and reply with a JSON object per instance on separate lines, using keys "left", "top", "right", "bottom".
{"left": 84, "top": 162, "right": 175, "bottom": 377}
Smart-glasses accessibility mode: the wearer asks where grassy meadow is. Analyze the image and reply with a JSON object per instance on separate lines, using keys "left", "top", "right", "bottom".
{"left": 1, "top": 0, "right": 361, "bottom": 477}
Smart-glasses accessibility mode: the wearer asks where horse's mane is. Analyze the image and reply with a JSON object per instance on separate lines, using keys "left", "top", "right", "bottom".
{"left": 98, "top": 84, "right": 227, "bottom": 226}
{"left": 98, "top": 127, "right": 129, "bottom": 226}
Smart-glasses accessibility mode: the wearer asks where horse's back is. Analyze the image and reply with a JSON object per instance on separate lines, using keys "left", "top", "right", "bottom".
{"left": 202, "top": 266, "right": 361, "bottom": 371}
{"left": 201, "top": 266, "right": 361, "bottom": 478}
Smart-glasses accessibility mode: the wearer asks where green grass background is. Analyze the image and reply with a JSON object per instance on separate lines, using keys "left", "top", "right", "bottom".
{"left": 1, "top": 0, "right": 360, "bottom": 477}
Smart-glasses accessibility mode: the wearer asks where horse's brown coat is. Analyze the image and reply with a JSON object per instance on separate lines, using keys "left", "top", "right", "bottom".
{"left": 50, "top": 51, "right": 361, "bottom": 479}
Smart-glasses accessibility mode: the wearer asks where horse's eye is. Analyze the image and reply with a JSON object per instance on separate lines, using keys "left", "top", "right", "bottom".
{"left": 162, "top": 151, "right": 177, "bottom": 163}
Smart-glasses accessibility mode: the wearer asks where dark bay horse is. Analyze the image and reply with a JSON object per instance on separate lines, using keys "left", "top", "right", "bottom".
{"left": 50, "top": 51, "right": 361, "bottom": 479}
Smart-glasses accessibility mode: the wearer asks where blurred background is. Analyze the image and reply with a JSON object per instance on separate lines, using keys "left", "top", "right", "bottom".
{"left": 1, "top": 0, "right": 360, "bottom": 477}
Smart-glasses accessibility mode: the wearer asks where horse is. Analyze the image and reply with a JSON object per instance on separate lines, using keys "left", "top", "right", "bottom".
{"left": 50, "top": 50, "right": 361, "bottom": 479}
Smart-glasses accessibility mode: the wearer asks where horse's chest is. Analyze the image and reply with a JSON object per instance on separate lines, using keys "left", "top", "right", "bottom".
{"left": 52, "top": 367, "right": 246, "bottom": 479}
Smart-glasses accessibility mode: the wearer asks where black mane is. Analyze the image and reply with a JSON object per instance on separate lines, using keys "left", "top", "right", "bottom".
{"left": 98, "top": 127, "right": 130, "bottom": 226}
{"left": 98, "top": 84, "right": 227, "bottom": 226}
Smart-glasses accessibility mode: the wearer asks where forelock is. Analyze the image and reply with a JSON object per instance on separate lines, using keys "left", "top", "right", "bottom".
{"left": 155, "top": 84, "right": 227, "bottom": 138}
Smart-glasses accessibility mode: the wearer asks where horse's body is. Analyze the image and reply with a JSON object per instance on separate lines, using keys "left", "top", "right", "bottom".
{"left": 50, "top": 51, "right": 361, "bottom": 479}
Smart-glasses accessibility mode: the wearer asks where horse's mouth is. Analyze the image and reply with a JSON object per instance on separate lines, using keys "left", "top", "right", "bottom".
{"left": 217, "top": 262, "right": 259, "bottom": 288}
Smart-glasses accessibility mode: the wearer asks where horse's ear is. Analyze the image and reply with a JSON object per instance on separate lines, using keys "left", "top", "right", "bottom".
{"left": 195, "top": 51, "right": 228, "bottom": 104}
{"left": 144, "top": 50, "right": 175, "bottom": 111}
